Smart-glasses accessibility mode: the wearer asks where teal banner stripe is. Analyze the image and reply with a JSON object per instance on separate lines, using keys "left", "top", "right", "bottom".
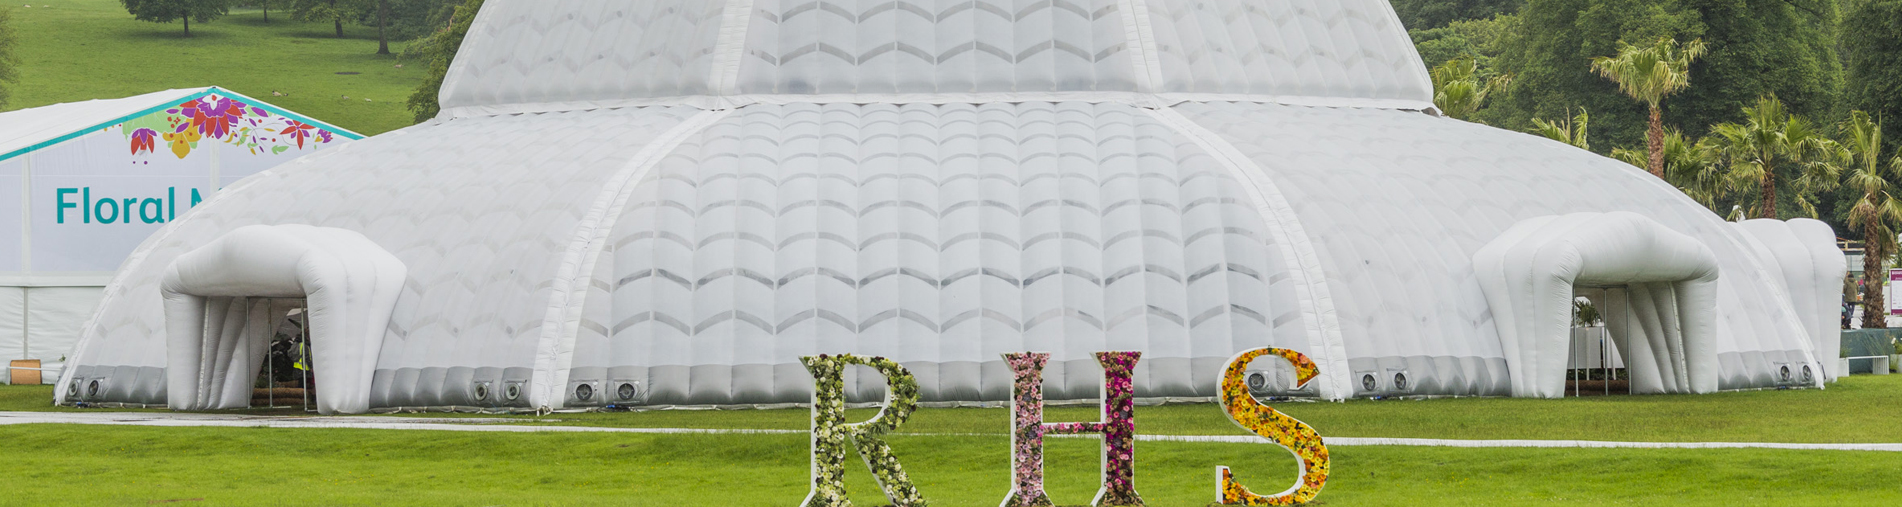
{"left": 0, "top": 87, "right": 366, "bottom": 164}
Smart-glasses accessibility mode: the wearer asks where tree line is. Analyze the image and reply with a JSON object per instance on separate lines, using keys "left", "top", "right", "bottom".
{"left": 1412, "top": 0, "right": 1902, "bottom": 327}
{"left": 117, "top": 0, "right": 457, "bottom": 54}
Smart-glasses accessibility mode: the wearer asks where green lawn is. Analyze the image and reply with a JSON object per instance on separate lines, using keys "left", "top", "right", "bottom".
{"left": 0, "top": 424, "right": 1895, "bottom": 506}
{"left": 16, "top": 374, "right": 1901, "bottom": 443}
{"left": 2, "top": 0, "right": 424, "bottom": 135}
{"left": 5, "top": 378, "right": 1898, "bottom": 504}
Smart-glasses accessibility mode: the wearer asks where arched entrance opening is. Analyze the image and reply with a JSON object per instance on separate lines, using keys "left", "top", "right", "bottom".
{"left": 1475, "top": 212, "right": 1722, "bottom": 398}
{"left": 162, "top": 225, "right": 405, "bottom": 415}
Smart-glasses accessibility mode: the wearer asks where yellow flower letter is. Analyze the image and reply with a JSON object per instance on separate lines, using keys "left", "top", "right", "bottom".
{"left": 1216, "top": 348, "right": 1329, "bottom": 505}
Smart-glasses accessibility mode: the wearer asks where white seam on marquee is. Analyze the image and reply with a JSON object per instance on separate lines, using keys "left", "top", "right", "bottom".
{"left": 1141, "top": 106, "right": 1355, "bottom": 401}
{"left": 528, "top": 108, "right": 736, "bottom": 411}
{"left": 706, "top": 0, "right": 755, "bottom": 97}
{"left": 435, "top": 92, "right": 1436, "bottom": 120}
{"left": 1118, "top": 0, "right": 1165, "bottom": 93}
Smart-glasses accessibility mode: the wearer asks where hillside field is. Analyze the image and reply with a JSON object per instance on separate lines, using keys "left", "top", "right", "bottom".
{"left": 2, "top": 0, "right": 424, "bottom": 135}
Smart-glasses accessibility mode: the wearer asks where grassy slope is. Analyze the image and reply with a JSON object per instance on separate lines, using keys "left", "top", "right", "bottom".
{"left": 7, "top": 374, "right": 1902, "bottom": 444}
{"left": 0, "top": 424, "right": 1896, "bottom": 506}
{"left": 1, "top": 0, "right": 422, "bottom": 135}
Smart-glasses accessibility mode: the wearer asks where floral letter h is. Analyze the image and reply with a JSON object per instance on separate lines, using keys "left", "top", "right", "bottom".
{"left": 1001, "top": 351, "right": 1144, "bottom": 506}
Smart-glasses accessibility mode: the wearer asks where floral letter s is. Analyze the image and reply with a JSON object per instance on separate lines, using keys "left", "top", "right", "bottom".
{"left": 1216, "top": 348, "right": 1329, "bottom": 505}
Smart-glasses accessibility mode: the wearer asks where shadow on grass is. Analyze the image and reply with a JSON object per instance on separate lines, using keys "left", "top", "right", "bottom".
{"left": 281, "top": 28, "right": 386, "bottom": 42}
{"left": 115, "top": 26, "right": 240, "bottom": 41}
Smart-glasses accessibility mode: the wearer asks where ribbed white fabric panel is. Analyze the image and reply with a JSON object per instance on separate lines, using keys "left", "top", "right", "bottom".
{"left": 438, "top": 1, "right": 729, "bottom": 111}
{"left": 588, "top": 102, "right": 1308, "bottom": 405}
{"left": 1143, "top": 106, "right": 1353, "bottom": 400}
{"left": 529, "top": 109, "right": 734, "bottom": 410}
{"left": 437, "top": 0, "right": 1431, "bottom": 114}
{"left": 1144, "top": 0, "right": 1432, "bottom": 101}
{"left": 60, "top": 108, "right": 696, "bottom": 407}
{"left": 1172, "top": 102, "right": 1817, "bottom": 394}
{"left": 733, "top": 0, "right": 1138, "bottom": 95}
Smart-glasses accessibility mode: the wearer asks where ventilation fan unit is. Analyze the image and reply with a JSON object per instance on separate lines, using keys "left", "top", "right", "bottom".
{"left": 1387, "top": 368, "right": 1412, "bottom": 393}
{"left": 471, "top": 380, "right": 494, "bottom": 406}
{"left": 501, "top": 379, "right": 527, "bottom": 406}
{"left": 611, "top": 379, "right": 643, "bottom": 404}
{"left": 567, "top": 379, "right": 603, "bottom": 406}
{"left": 1356, "top": 371, "right": 1381, "bottom": 395}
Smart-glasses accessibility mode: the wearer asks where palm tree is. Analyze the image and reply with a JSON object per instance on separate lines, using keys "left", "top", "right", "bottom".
{"left": 1532, "top": 107, "right": 1590, "bottom": 150}
{"left": 1842, "top": 111, "right": 1902, "bottom": 328}
{"left": 1590, "top": 38, "right": 1708, "bottom": 178}
{"left": 1431, "top": 58, "right": 1512, "bottom": 122}
{"left": 1616, "top": 130, "right": 1723, "bottom": 209}
{"left": 1710, "top": 96, "right": 1845, "bottom": 219}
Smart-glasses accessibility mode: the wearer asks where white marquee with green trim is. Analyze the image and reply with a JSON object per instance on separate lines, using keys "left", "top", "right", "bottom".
{"left": 0, "top": 87, "right": 358, "bottom": 384}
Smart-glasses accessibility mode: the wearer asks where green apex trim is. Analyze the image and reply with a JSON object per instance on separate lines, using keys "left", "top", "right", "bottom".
{"left": 0, "top": 86, "right": 366, "bottom": 164}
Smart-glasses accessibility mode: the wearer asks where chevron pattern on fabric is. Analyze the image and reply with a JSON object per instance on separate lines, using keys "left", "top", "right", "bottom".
{"left": 66, "top": 107, "right": 696, "bottom": 382}
{"left": 1144, "top": 0, "right": 1432, "bottom": 99}
{"left": 436, "top": 0, "right": 1432, "bottom": 115}
{"left": 440, "top": 1, "right": 731, "bottom": 110}
{"left": 566, "top": 102, "right": 1313, "bottom": 405}
{"left": 734, "top": 0, "right": 1137, "bottom": 95}
{"left": 1174, "top": 102, "right": 1818, "bottom": 395}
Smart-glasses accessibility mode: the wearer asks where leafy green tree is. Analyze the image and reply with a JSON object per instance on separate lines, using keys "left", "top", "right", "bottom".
{"left": 1614, "top": 130, "right": 1725, "bottom": 209}
{"left": 405, "top": 0, "right": 482, "bottom": 123}
{"left": 1671, "top": 0, "right": 1844, "bottom": 141}
{"left": 1841, "top": 111, "right": 1902, "bottom": 328}
{"left": 1431, "top": 58, "right": 1513, "bottom": 121}
{"left": 1391, "top": 0, "right": 1522, "bottom": 30}
{"left": 1844, "top": 0, "right": 1902, "bottom": 158}
{"left": 121, "top": 0, "right": 231, "bottom": 36}
{"left": 1411, "top": 13, "right": 1519, "bottom": 73}
{"left": 375, "top": 0, "right": 456, "bottom": 41}
{"left": 0, "top": 7, "right": 17, "bottom": 109}
{"left": 1490, "top": 0, "right": 1702, "bottom": 151}
{"left": 1711, "top": 96, "right": 1846, "bottom": 219}
{"left": 292, "top": 0, "right": 441, "bottom": 55}
{"left": 289, "top": 0, "right": 357, "bottom": 38}
{"left": 1532, "top": 107, "right": 1591, "bottom": 150}
{"left": 1590, "top": 37, "right": 1706, "bottom": 178}
{"left": 1489, "top": 0, "right": 1842, "bottom": 158}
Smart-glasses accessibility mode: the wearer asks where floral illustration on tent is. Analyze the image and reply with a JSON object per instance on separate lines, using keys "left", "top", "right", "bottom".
{"left": 120, "top": 93, "right": 340, "bottom": 161}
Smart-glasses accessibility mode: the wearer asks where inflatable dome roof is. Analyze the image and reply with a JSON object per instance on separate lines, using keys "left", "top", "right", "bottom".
{"left": 58, "top": 0, "right": 1840, "bottom": 412}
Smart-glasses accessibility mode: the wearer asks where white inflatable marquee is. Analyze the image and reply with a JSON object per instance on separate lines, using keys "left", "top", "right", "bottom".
{"left": 57, "top": 0, "right": 1842, "bottom": 412}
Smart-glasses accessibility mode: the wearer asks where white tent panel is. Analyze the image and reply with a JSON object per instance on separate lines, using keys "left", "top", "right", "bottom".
{"left": 0, "top": 287, "right": 21, "bottom": 363}
{"left": 25, "top": 286, "right": 104, "bottom": 367}
{"left": 1733, "top": 218, "right": 1845, "bottom": 382}
{"left": 1, "top": 157, "right": 20, "bottom": 272}
{"left": 0, "top": 89, "right": 194, "bottom": 157}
